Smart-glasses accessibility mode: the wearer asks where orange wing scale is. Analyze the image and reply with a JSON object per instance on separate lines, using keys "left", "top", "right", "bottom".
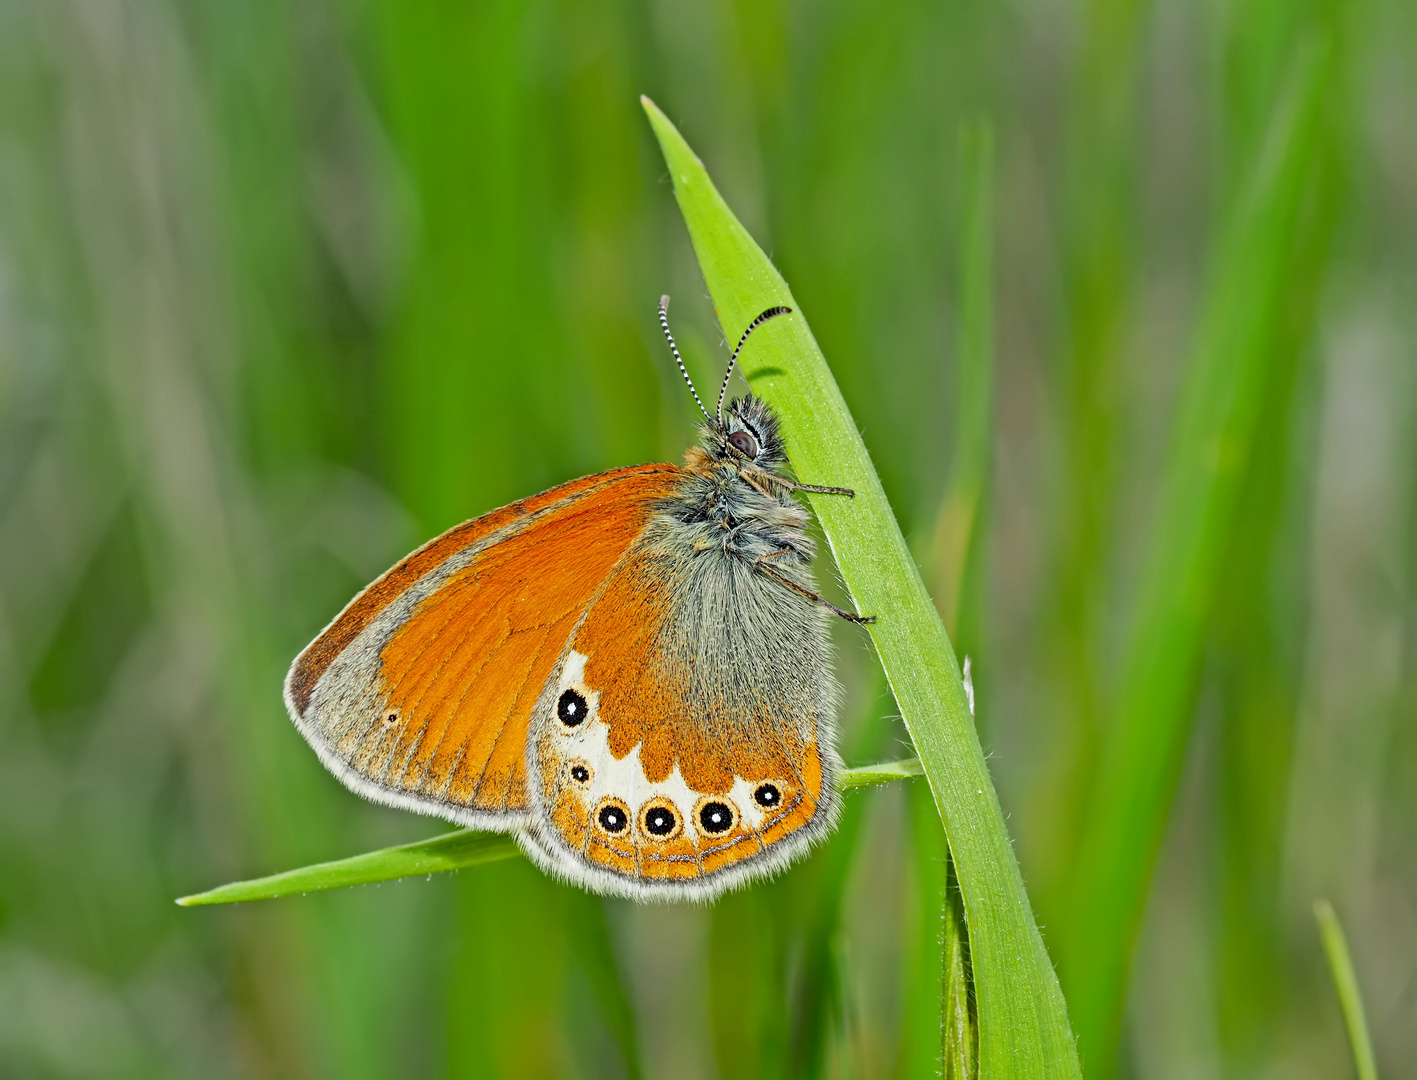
{"left": 288, "top": 465, "right": 683, "bottom": 817}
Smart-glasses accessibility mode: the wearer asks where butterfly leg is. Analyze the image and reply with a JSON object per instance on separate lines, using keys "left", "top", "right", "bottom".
{"left": 755, "top": 550, "right": 877, "bottom": 625}
{"left": 790, "top": 481, "right": 856, "bottom": 496}
{"left": 743, "top": 468, "right": 856, "bottom": 498}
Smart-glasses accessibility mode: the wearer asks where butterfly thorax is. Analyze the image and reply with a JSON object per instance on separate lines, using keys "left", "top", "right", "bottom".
{"left": 664, "top": 395, "right": 815, "bottom": 568}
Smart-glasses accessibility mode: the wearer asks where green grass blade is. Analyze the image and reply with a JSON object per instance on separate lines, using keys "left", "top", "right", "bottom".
{"left": 901, "top": 780, "right": 951, "bottom": 1078}
{"left": 1059, "top": 37, "right": 1335, "bottom": 1071}
{"left": 176, "top": 760, "right": 921, "bottom": 907}
{"left": 642, "top": 96, "right": 1080, "bottom": 1079}
{"left": 1314, "top": 900, "right": 1380, "bottom": 1080}
{"left": 175, "top": 830, "right": 522, "bottom": 906}
{"left": 837, "top": 756, "right": 924, "bottom": 791}
{"left": 942, "top": 849, "right": 979, "bottom": 1079}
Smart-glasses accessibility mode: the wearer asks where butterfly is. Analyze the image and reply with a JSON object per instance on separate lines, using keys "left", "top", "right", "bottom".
{"left": 284, "top": 298, "right": 873, "bottom": 900}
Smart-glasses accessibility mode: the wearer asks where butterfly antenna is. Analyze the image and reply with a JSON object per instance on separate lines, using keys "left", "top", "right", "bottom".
{"left": 716, "top": 305, "right": 792, "bottom": 422}
{"left": 658, "top": 296, "right": 711, "bottom": 422}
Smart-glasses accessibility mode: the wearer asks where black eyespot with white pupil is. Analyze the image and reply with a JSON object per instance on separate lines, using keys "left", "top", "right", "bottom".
{"left": 597, "top": 804, "right": 627, "bottom": 833}
{"left": 699, "top": 801, "right": 734, "bottom": 834}
{"left": 754, "top": 783, "right": 781, "bottom": 808}
{"left": 727, "top": 430, "right": 759, "bottom": 458}
{"left": 557, "top": 688, "right": 587, "bottom": 727}
{"left": 570, "top": 764, "right": 590, "bottom": 784}
{"left": 644, "top": 807, "right": 677, "bottom": 836}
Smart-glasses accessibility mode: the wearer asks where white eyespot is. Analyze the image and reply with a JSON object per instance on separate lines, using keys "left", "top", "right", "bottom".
{"left": 551, "top": 651, "right": 601, "bottom": 744}
{"left": 557, "top": 688, "right": 588, "bottom": 727}
{"left": 594, "top": 797, "right": 631, "bottom": 835}
{"left": 753, "top": 782, "right": 781, "bottom": 808}
{"left": 639, "top": 798, "right": 683, "bottom": 841}
{"left": 694, "top": 796, "right": 738, "bottom": 837}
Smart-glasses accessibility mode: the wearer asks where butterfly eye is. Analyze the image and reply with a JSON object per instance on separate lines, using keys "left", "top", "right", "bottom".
{"left": 596, "top": 799, "right": 629, "bottom": 834}
{"left": 754, "top": 783, "right": 781, "bottom": 808}
{"left": 727, "top": 430, "right": 759, "bottom": 458}
{"left": 697, "top": 799, "right": 737, "bottom": 836}
{"left": 557, "top": 689, "right": 588, "bottom": 727}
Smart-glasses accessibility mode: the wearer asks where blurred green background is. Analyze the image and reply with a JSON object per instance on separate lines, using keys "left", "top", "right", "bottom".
{"left": 1, "top": 0, "right": 1413, "bottom": 1076}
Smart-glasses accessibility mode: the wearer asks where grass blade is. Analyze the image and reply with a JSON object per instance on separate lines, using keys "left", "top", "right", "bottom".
{"left": 836, "top": 756, "right": 924, "bottom": 791}
{"left": 942, "top": 849, "right": 979, "bottom": 1079}
{"left": 1314, "top": 900, "right": 1380, "bottom": 1080}
{"left": 176, "top": 760, "right": 921, "bottom": 907}
{"left": 1059, "top": 37, "right": 1335, "bottom": 1071}
{"left": 176, "top": 830, "right": 522, "bottom": 906}
{"left": 642, "top": 96, "right": 1080, "bottom": 1079}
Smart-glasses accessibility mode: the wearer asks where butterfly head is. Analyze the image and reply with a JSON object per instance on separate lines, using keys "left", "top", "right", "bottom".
{"left": 702, "top": 393, "right": 787, "bottom": 472}
{"left": 657, "top": 296, "right": 794, "bottom": 473}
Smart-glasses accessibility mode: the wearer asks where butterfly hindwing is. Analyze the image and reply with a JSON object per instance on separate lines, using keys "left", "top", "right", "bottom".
{"left": 525, "top": 513, "right": 840, "bottom": 899}
{"left": 284, "top": 465, "right": 683, "bottom": 827}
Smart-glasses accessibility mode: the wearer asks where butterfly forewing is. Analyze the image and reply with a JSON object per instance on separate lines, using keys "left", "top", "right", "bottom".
{"left": 285, "top": 465, "right": 683, "bottom": 826}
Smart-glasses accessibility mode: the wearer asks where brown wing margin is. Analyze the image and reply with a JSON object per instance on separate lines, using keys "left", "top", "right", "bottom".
{"left": 285, "top": 464, "right": 684, "bottom": 817}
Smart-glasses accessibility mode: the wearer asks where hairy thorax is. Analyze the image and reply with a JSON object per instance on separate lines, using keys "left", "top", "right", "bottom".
{"left": 671, "top": 447, "right": 815, "bottom": 566}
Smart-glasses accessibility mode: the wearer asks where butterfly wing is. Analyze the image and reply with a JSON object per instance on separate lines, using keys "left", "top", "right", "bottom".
{"left": 285, "top": 465, "right": 684, "bottom": 829}
{"left": 523, "top": 517, "right": 840, "bottom": 899}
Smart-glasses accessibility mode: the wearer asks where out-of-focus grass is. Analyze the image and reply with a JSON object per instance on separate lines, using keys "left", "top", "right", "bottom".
{"left": 1059, "top": 34, "right": 1337, "bottom": 1072}
{"left": 932, "top": 118, "right": 995, "bottom": 671}
{"left": 1314, "top": 900, "right": 1379, "bottom": 1080}
{"left": 2, "top": 0, "right": 1414, "bottom": 1077}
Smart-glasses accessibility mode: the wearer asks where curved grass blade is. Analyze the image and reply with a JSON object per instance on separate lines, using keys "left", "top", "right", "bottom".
{"left": 176, "top": 761, "right": 922, "bottom": 907}
{"left": 1314, "top": 900, "right": 1380, "bottom": 1080}
{"left": 176, "top": 830, "right": 522, "bottom": 907}
{"left": 641, "top": 95, "right": 1080, "bottom": 1079}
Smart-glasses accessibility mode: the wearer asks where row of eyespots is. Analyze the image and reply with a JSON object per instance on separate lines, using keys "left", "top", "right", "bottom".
{"left": 574, "top": 779, "right": 786, "bottom": 841}
{"left": 557, "top": 687, "right": 782, "bottom": 822}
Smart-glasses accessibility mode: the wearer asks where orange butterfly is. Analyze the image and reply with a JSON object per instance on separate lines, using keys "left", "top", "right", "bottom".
{"left": 285, "top": 299, "right": 872, "bottom": 900}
